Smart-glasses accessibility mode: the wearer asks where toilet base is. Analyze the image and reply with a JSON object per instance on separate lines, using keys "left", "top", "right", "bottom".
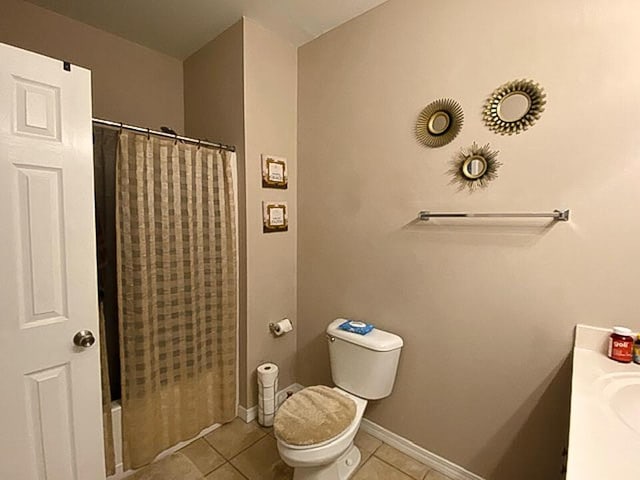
{"left": 292, "top": 444, "right": 361, "bottom": 480}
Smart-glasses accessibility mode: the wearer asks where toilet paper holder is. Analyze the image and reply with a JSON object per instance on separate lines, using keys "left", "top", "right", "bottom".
{"left": 269, "top": 318, "right": 293, "bottom": 337}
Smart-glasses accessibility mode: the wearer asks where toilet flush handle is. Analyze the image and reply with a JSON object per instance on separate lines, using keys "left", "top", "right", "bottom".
{"left": 327, "top": 335, "right": 336, "bottom": 342}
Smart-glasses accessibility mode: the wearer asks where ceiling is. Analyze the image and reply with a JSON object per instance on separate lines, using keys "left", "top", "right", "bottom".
{"left": 23, "top": 0, "right": 388, "bottom": 58}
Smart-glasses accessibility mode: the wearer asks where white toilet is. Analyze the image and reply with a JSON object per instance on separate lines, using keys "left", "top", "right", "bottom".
{"left": 274, "top": 318, "right": 403, "bottom": 480}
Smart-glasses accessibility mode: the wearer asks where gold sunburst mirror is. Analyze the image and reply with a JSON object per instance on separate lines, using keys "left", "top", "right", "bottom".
{"left": 448, "top": 142, "right": 501, "bottom": 192}
{"left": 415, "top": 98, "right": 464, "bottom": 148}
{"left": 483, "top": 79, "right": 546, "bottom": 135}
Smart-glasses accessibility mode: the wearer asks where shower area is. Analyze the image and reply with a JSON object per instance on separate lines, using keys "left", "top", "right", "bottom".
{"left": 92, "top": 120, "right": 239, "bottom": 475}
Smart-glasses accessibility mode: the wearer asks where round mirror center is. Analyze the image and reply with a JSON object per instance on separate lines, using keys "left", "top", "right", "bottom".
{"left": 462, "top": 156, "right": 487, "bottom": 179}
{"left": 427, "top": 111, "right": 451, "bottom": 135}
{"left": 497, "top": 92, "right": 531, "bottom": 122}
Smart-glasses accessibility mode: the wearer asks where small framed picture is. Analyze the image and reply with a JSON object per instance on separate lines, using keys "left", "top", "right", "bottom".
{"left": 262, "top": 202, "right": 288, "bottom": 233}
{"left": 262, "top": 154, "right": 288, "bottom": 189}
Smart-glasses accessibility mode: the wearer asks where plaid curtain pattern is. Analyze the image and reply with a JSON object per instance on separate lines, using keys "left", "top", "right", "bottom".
{"left": 116, "top": 133, "right": 237, "bottom": 469}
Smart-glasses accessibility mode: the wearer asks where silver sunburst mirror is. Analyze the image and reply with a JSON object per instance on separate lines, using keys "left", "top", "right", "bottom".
{"left": 415, "top": 98, "right": 464, "bottom": 148}
{"left": 483, "top": 79, "right": 546, "bottom": 135}
{"left": 448, "top": 142, "right": 501, "bottom": 192}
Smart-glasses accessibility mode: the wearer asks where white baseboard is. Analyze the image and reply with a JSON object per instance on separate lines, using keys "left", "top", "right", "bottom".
{"left": 238, "top": 383, "right": 483, "bottom": 479}
{"left": 238, "top": 403, "right": 258, "bottom": 423}
{"left": 108, "top": 383, "right": 482, "bottom": 480}
{"left": 359, "top": 418, "right": 485, "bottom": 480}
{"left": 238, "top": 383, "right": 304, "bottom": 423}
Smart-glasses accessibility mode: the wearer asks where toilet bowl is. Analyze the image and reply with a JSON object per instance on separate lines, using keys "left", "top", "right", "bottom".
{"left": 276, "top": 388, "right": 367, "bottom": 479}
{"left": 274, "top": 319, "right": 403, "bottom": 480}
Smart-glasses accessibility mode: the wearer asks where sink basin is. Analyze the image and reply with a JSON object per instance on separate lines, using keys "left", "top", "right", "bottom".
{"left": 595, "top": 372, "right": 640, "bottom": 435}
{"left": 568, "top": 329, "right": 640, "bottom": 480}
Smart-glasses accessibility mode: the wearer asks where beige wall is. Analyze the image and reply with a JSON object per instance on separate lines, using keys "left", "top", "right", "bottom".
{"left": 243, "top": 18, "right": 298, "bottom": 407}
{"left": 3, "top": 0, "right": 297, "bottom": 415}
{"left": 297, "top": 0, "right": 640, "bottom": 478}
{"left": 185, "top": 18, "right": 298, "bottom": 409}
{"left": 184, "top": 20, "right": 248, "bottom": 405}
{"left": 0, "top": 0, "right": 184, "bottom": 132}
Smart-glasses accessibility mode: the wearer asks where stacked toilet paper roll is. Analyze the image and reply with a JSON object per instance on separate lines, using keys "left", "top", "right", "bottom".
{"left": 257, "top": 362, "right": 279, "bottom": 427}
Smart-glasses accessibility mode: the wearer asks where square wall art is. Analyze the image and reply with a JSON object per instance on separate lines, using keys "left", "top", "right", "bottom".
{"left": 262, "top": 201, "right": 288, "bottom": 233}
{"left": 261, "top": 154, "right": 288, "bottom": 189}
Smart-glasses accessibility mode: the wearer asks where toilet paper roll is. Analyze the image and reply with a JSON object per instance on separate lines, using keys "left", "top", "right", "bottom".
{"left": 272, "top": 318, "right": 293, "bottom": 336}
{"left": 257, "top": 363, "right": 279, "bottom": 427}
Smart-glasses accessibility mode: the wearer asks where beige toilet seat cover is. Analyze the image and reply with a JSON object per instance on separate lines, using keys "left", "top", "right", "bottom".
{"left": 274, "top": 386, "right": 357, "bottom": 446}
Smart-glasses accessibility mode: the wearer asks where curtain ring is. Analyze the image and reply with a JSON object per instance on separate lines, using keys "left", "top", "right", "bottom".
{"left": 146, "top": 128, "right": 151, "bottom": 140}
{"left": 174, "top": 133, "right": 178, "bottom": 146}
{"left": 119, "top": 122, "right": 123, "bottom": 134}
{"left": 197, "top": 139, "right": 201, "bottom": 150}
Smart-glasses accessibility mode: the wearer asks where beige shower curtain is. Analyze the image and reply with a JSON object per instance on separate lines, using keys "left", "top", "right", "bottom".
{"left": 116, "top": 133, "right": 237, "bottom": 469}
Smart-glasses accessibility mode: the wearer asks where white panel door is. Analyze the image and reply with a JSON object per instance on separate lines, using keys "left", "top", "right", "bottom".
{"left": 0, "top": 43, "right": 105, "bottom": 479}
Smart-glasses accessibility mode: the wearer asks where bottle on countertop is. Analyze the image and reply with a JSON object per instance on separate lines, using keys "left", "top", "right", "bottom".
{"left": 634, "top": 335, "right": 640, "bottom": 365}
{"left": 608, "top": 326, "right": 634, "bottom": 363}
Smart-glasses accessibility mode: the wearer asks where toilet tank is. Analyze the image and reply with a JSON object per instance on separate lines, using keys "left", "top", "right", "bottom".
{"left": 326, "top": 318, "right": 403, "bottom": 400}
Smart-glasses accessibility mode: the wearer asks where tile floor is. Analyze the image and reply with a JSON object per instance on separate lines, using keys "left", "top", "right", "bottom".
{"left": 166, "top": 417, "right": 454, "bottom": 480}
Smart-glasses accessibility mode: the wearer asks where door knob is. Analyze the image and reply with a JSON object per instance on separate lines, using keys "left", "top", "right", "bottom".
{"left": 73, "top": 330, "right": 96, "bottom": 348}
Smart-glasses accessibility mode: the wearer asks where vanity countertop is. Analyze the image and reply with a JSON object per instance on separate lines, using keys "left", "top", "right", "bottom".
{"left": 567, "top": 325, "right": 640, "bottom": 479}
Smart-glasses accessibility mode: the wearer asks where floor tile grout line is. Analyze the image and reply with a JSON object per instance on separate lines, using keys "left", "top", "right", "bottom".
{"left": 208, "top": 445, "right": 230, "bottom": 471}
{"left": 195, "top": 425, "right": 442, "bottom": 480}
{"left": 229, "top": 462, "right": 251, "bottom": 480}
{"left": 204, "top": 428, "right": 269, "bottom": 463}
{"left": 208, "top": 461, "right": 250, "bottom": 480}
{"left": 372, "top": 441, "right": 436, "bottom": 479}
{"left": 203, "top": 439, "right": 229, "bottom": 461}
{"left": 179, "top": 438, "right": 226, "bottom": 477}
{"left": 373, "top": 453, "right": 426, "bottom": 480}
{"left": 153, "top": 422, "right": 272, "bottom": 480}
{"left": 228, "top": 431, "right": 270, "bottom": 461}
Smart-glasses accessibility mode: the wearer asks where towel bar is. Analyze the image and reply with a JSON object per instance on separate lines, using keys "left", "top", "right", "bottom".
{"left": 418, "top": 209, "right": 570, "bottom": 221}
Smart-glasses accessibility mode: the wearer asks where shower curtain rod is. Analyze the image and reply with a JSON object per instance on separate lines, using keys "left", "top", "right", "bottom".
{"left": 92, "top": 117, "right": 236, "bottom": 152}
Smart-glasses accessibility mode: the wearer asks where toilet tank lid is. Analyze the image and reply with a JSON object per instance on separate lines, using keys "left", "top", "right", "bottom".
{"left": 327, "top": 318, "right": 403, "bottom": 352}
